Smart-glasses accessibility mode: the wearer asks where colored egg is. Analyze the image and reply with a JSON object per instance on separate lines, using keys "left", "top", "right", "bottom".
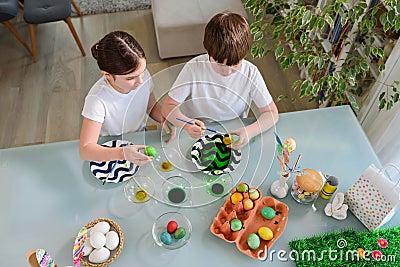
{"left": 236, "top": 183, "right": 249, "bottom": 193}
{"left": 160, "top": 231, "right": 172, "bottom": 245}
{"left": 161, "top": 161, "right": 172, "bottom": 171}
{"left": 144, "top": 146, "right": 157, "bottom": 157}
{"left": 261, "top": 207, "right": 276, "bottom": 219}
{"left": 258, "top": 226, "right": 274, "bottom": 240}
{"left": 249, "top": 188, "right": 260, "bottom": 200}
{"left": 173, "top": 227, "right": 186, "bottom": 239}
{"left": 167, "top": 220, "right": 178, "bottom": 234}
{"left": 230, "top": 219, "right": 242, "bottom": 232}
{"left": 247, "top": 233, "right": 260, "bottom": 250}
{"left": 243, "top": 198, "right": 254, "bottom": 211}
{"left": 283, "top": 138, "right": 296, "bottom": 153}
{"left": 230, "top": 192, "right": 244, "bottom": 204}
{"left": 223, "top": 134, "right": 233, "bottom": 145}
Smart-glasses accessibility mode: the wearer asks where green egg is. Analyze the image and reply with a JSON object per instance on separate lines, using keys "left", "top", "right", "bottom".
{"left": 261, "top": 207, "right": 276, "bottom": 220}
{"left": 173, "top": 227, "right": 186, "bottom": 239}
{"left": 247, "top": 233, "right": 260, "bottom": 250}
{"left": 144, "top": 146, "right": 157, "bottom": 157}
{"left": 230, "top": 219, "right": 242, "bottom": 232}
{"left": 236, "top": 183, "right": 249, "bottom": 193}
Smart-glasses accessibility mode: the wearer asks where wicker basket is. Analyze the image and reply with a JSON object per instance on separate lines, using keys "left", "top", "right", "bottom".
{"left": 80, "top": 218, "right": 124, "bottom": 267}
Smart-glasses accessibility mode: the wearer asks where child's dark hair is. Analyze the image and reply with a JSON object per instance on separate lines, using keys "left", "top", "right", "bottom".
{"left": 203, "top": 12, "right": 251, "bottom": 66}
{"left": 91, "top": 31, "right": 145, "bottom": 75}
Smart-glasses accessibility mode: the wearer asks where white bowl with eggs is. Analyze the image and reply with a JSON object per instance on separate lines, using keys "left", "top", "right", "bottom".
{"left": 79, "top": 218, "right": 124, "bottom": 267}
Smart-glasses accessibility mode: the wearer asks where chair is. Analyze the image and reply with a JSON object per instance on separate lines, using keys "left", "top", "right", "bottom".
{"left": 0, "top": 0, "right": 32, "bottom": 55}
{"left": 22, "top": 0, "right": 85, "bottom": 63}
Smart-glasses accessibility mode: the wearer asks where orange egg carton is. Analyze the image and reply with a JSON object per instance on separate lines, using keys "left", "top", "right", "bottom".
{"left": 210, "top": 183, "right": 289, "bottom": 260}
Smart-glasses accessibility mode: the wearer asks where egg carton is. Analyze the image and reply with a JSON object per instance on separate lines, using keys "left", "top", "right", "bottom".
{"left": 210, "top": 187, "right": 289, "bottom": 260}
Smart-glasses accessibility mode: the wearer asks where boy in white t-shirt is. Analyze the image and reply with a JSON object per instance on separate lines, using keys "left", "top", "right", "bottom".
{"left": 80, "top": 31, "right": 172, "bottom": 165}
{"left": 162, "top": 12, "right": 279, "bottom": 149}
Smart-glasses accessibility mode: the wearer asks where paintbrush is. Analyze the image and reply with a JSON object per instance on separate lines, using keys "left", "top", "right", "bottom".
{"left": 176, "top": 118, "right": 223, "bottom": 134}
{"left": 103, "top": 160, "right": 119, "bottom": 185}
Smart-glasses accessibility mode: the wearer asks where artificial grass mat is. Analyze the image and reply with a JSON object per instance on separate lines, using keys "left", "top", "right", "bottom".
{"left": 289, "top": 226, "right": 400, "bottom": 266}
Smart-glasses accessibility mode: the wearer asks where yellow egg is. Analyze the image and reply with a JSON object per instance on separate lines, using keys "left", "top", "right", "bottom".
{"left": 243, "top": 198, "right": 254, "bottom": 210}
{"left": 230, "top": 192, "right": 244, "bottom": 204}
{"left": 223, "top": 134, "right": 233, "bottom": 145}
{"left": 248, "top": 188, "right": 260, "bottom": 200}
{"left": 258, "top": 227, "right": 274, "bottom": 241}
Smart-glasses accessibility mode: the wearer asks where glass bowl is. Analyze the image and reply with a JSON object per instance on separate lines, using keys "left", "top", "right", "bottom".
{"left": 203, "top": 173, "right": 234, "bottom": 197}
{"left": 153, "top": 147, "right": 183, "bottom": 173}
{"left": 124, "top": 175, "right": 155, "bottom": 204}
{"left": 161, "top": 175, "right": 191, "bottom": 205}
{"left": 152, "top": 212, "right": 192, "bottom": 250}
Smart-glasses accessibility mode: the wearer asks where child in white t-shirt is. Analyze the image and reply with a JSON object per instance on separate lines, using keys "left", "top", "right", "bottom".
{"left": 162, "top": 12, "right": 279, "bottom": 149}
{"left": 80, "top": 31, "right": 172, "bottom": 165}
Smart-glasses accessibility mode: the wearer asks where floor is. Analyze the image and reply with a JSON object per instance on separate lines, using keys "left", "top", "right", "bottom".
{"left": 0, "top": 9, "right": 317, "bottom": 149}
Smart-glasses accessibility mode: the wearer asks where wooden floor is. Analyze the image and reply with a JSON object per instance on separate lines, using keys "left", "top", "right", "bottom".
{"left": 0, "top": 9, "right": 316, "bottom": 149}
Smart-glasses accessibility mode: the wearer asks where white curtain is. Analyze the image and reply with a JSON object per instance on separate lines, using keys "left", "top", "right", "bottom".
{"left": 360, "top": 44, "right": 400, "bottom": 181}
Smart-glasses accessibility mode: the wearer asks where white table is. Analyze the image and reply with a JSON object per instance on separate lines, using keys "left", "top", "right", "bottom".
{"left": 1, "top": 106, "right": 397, "bottom": 266}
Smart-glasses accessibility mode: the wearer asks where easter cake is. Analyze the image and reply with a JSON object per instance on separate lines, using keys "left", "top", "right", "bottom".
{"left": 210, "top": 183, "right": 289, "bottom": 260}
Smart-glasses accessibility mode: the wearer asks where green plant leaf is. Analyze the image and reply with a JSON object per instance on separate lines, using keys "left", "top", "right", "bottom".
{"left": 395, "top": 16, "right": 400, "bottom": 32}
{"left": 292, "top": 79, "right": 302, "bottom": 91}
{"left": 379, "top": 98, "right": 386, "bottom": 110}
{"left": 324, "top": 13, "right": 334, "bottom": 27}
{"left": 302, "top": 10, "right": 312, "bottom": 25}
{"left": 251, "top": 45, "right": 259, "bottom": 58}
{"left": 387, "top": 10, "right": 395, "bottom": 26}
{"left": 277, "top": 94, "right": 288, "bottom": 101}
{"left": 347, "top": 95, "right": 359, "bottom": 112}
{"left": 300, "top": 33, "right": 308, "bottom": 45}
{"left": 275, "top": 46, "right": 284, "bottom": 59}
{"left": 394, "top": 93, "right": 399, "bottom": 103}
{"left": 360, "top": 61, "right": 369, "bottom": 71}
{"left": 379, "top": 92, "right": 385, "bottom": 101}
{"left": 254, "top": 31, "right": 264, "bottom": 41}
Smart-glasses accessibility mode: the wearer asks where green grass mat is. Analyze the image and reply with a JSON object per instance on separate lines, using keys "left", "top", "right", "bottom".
{"left": 289, "top": 226, "right": 400, "bottom": 267}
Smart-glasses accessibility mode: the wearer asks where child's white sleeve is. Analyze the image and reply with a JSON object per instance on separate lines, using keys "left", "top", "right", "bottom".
{"left": 81, "top": 95, "right": 106, "bottom": 123}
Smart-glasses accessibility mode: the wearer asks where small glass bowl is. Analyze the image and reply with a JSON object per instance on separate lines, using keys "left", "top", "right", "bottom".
{"left": 203, "top": 174, "right": 234, "bottom": 197}
{"left": 152, "top": 212, "right": 192, "bottom": 250}
{"left": 124, "top": 175, "right": 155, "bottom": 204}
{"left": 162, "top": 175, "right": 191, "bottom": 205}
{"left": 153, "top": 147, "right": 183, "bottom": 173}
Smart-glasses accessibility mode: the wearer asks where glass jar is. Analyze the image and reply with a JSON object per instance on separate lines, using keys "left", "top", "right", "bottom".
{"left": 291, "top": 169, "right": 325, "bottom": 204}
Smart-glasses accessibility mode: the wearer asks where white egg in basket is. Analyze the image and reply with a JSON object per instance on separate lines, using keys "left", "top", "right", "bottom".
{"left": 75, "top": 218, "right": 124, "bottom": 267}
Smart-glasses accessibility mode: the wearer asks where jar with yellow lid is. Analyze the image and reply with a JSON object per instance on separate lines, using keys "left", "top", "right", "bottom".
{"left": 291, "top": 169, "right": 325, "bottom": 204}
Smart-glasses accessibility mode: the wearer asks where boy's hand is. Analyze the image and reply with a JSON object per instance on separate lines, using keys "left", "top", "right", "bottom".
{"left": 183, "top": 119, "right": 205, "bottom": 139}
{"left": 228, "top": 127, "right": 250, "bottom": 150}
{"left": 162, "top": 121, "right": 176, "bottom": 143}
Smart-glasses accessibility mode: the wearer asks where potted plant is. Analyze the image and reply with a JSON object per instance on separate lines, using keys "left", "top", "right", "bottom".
{"left": 244, "top": 0, "right": 400, "bottom": 112}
